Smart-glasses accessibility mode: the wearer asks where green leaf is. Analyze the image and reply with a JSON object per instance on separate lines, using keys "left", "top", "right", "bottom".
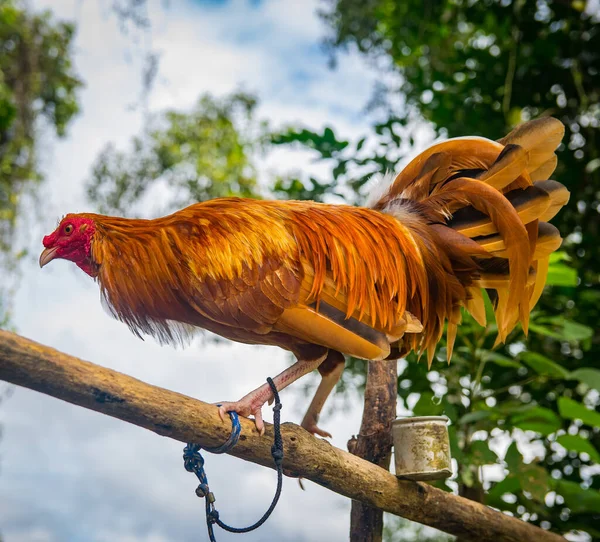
{"left": 504, "top": 442, "right": 523, "bottom": 471}
{"left": 412, "top": 391, "right": 446, "bottom": 416}
{"left": 549, "top": 251, "right": 571, "bottom": 264}
{"left": 557, "top": 480, "right": 600, "bottom": 514}
{"left": 546, "top": 262, "right": 578, "bottom": 287}
{"left": 441, "top": 399, "right": 459, "bottom": 422}
{"left": 585, "top": 158, "right": 600, "bottom": 173}
{"left": 519, "top": 463, "right": 551, "bottom": 502}
{"left": 458, "top": 410, "right": 492, "bottom": 425}
{"left": 469, "top": 440, "right": 498, "bottom": 465}
{"left": 460, "top": 466, "right": 475, "bottom": 488}
{"left": 556, "top": 435, "right": 600, "bottom": 463}
{"left": 527, "top": 322, "right": 564, "bottom": 341}
{"left": 496, "top": 401, "right": 537, "bottom": 415}
{"left": 499, "top": 444, "right": 549, "bottom": 501}
{"left": 519, "top": 352, "right": 570, "bottom": 379}
{"left": 448, "top": 425, "right": 465, "bottom": 462}
{"left": 483, "top": 290, "right": 496, "bottom": 325}
{"left": 560, "top": 319, "right": 594, "bottom": 341}
{"left": 568, "top": 368, "right": 600, "bottom": 393}
{"left": 528, "top": 315, "right": 593, "bottom": 345}
{"left": 511, "top": 407, "right": 562, "bottom": 436}
{"left": 487, "top": 475, "right": 521, "bottom": 502}
{"left": 558, "top": 397, "right": 600, "bottom": 427}
{"left": 528, "top": 317, "right": 593, "bottom": 342}
{"left": 586, "top": 158, "right": 600, "bottom": 173}
{"left": 481, "top": 351, "right": 521, "bottom": 368}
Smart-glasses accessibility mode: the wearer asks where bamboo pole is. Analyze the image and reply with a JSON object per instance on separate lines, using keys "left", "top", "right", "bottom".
{"left": 0, "top": 330, "right": 564, "bottom": 542}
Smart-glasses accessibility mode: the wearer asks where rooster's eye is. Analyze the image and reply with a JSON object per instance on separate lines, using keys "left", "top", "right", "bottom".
{"left": 64, "top": 224, "right": 73, "bottom": 235}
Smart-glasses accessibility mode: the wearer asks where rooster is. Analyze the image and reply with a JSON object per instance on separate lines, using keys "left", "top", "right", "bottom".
{"left": 40, "top": 118, "right": 569, "bottom": 436}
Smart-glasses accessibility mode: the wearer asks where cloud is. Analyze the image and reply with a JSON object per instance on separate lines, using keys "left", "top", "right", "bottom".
{"left": 3, "top": 1, "right": 381, "bottom": 541}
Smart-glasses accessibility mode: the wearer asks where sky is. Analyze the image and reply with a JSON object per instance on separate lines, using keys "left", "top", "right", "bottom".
{"left": 0, "top": 1, "right": 418, "bottom": 541}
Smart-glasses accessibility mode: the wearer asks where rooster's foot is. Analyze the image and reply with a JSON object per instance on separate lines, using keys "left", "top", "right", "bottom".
{"left": 301, "top": 413, "right": 332, "bottom": 439}
{"left": 217, "top": 390, "right": 270, "bottom": 436}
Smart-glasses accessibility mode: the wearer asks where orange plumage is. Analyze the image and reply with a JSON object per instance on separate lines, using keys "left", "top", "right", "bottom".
{"left": 40, "top": 117, "right": 570, "bottom": 435}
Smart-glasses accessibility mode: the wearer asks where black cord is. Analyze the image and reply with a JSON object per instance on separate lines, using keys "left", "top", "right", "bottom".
{"left": 183, "top": 377, "right": 284, "bottom": 541}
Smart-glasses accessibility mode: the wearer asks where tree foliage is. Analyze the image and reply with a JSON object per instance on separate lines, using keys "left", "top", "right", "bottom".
{"left": 0, "top": 0, "right": 81, "bottom": 323}
{"left": 86, "top": 92, "right": 266, "bottom": 216}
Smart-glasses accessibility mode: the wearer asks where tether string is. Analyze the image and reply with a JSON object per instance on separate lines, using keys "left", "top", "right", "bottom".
{"left": 182, "top": 377, "right": 284, "bottom": 541}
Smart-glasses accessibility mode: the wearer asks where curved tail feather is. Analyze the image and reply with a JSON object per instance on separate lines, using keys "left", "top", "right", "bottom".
{"left": 370, "top": 117, "right": 569, "bottom": 362}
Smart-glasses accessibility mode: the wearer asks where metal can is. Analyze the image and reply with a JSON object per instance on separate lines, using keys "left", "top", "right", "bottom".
{"left": 392, "top": 415, "right": 453, "bottom": 481}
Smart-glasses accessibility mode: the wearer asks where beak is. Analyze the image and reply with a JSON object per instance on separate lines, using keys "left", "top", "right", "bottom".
{"left": 39, "top": 246, "right": 59, "bottom": 268}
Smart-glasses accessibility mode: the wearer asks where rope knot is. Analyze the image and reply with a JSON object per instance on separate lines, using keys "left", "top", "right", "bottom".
{"left": 196, "top": 483, "right": 210, "bottom": 498}
{"left": 183, "top": 444, "right": 204, "bottom": 472}
{"left": 271, "top": 447, "right": 284, "bottom": 464}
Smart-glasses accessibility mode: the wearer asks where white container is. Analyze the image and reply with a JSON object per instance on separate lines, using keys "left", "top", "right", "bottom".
{"left": 392, "top": 415, "right": 452, "bottom": 481}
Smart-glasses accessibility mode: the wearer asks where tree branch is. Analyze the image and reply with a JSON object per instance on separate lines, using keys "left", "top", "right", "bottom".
{"left": 0, "top": 330, "right": 565, "bottom": 542}
{"left": 350, "top": 359, "right": 398, "bottom": 542}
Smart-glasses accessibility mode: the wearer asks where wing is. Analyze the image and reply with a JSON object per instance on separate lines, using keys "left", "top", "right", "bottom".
{"left": 178, "top": 199, "right": 423, "bottom": 360}
{"left": 274, "top": 261, "right": 423, "bottom": 361}
{"left": 192, "top": 258, "right": 301, "bottom": 335}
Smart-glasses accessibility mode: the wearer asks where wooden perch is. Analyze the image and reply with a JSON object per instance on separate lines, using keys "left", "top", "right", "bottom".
{"left": 350, "top": 359, "right": 398, "bottom": 542}
{"left": 0, "top": 330, "right": 564, "bottom": 542}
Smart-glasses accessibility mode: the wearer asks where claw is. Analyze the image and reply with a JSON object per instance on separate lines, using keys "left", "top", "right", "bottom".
{"left": 301, "top": 413, "right": 332, "bottom": 439}
{"left": 217, "top": 404, "right": 226, "bottom": 423}
{"left": 301, "top": 420, "right": 332, "bottom": 439}
{"left": 216, "top": 398, "right": 266, "bottom": 436}
{"left": 254, "top": 409, "right": 265, "bottom": 436}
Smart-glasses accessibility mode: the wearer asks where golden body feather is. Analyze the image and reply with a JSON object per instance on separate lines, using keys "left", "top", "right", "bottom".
{"left": 41, "top": 117, "right": 570, "bottom": 435}
{"left": 85, "top": 198, "right": 451, "bottom": 361}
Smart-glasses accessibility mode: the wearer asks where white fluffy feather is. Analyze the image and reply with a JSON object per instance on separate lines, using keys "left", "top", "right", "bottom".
{"left": 364, "top": 171, "right": 396, "bottom": 209}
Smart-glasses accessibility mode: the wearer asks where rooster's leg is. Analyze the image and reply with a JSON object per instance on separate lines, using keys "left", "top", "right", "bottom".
{"left": 217, "top": 351, "right": 328, "bottom": 435}
{"left": 301, "top": 350, "right": 345, "bottom": 438}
